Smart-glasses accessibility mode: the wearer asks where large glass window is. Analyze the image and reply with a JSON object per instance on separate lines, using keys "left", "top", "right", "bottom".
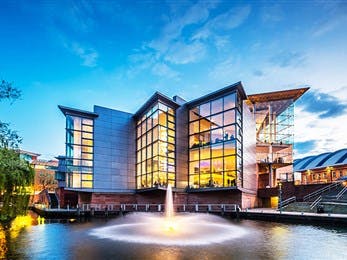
{"left": 66, "top": 115, "right": 94, "bottom": 189}
{"left": 188, "top": 91, "right": 242, "bottom": 189}
{"left": 136, "top": 102, "right": 176, "bottom": 189}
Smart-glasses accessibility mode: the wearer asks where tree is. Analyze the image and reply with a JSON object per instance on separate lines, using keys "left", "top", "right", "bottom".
{"left": 0, "top": 148, "right": 34, "bottom": 221}
{"left": 0, "top": 80, "right": 33, "bottom": 221}
{"left": 0, "top": 80, "right": 21, "bottom": 103}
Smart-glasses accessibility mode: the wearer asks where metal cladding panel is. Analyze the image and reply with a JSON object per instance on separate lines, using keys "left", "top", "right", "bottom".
{"left": 176, "top": 104, "right": 189, "bottom": 189}
{"left": 93, "top": 106, "right": 136, "bottom": 192}
{"left": 242, "top": 102, "right": 257, "bottom": 191}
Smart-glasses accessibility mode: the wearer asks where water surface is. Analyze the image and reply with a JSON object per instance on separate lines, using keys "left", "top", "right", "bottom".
{"left": 5, "top": 214, "right": 347, "bottom": 260}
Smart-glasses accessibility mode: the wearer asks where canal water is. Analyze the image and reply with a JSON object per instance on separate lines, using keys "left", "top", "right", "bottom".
{"left": 2, "top": 213, "right": 347, "bottom": 260}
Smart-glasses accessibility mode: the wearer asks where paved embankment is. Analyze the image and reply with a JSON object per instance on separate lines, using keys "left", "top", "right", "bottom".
{"left": 241, "top": 208, "right": 347, "bottom": 225}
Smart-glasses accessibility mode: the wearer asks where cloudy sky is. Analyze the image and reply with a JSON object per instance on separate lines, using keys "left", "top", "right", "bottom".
{"left": 0, "top": 0, "right": 346, "bottom": 159}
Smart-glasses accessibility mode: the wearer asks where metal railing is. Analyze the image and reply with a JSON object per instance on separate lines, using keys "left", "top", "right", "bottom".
{"left": 303, "top": 182, "right": 341, "bottom": 202}
{"left": 310, "top": 196, "right": 322, "bottom": 209}
{"left": 279, "top": 196, "right": 296, "bottom": 209}
{"left": 336, "top": 185, "right": 347, "bottom": 200}
{"left": 81, "top": 203, "right": 240, "bottom": 213}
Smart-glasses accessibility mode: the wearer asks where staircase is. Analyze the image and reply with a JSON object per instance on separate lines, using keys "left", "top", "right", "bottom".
{"left": 284, "top": 182, "right": 347, "bottom": 213}
{"left": 283, "top": 202, "right": 316, "bottom": 213}
{"left": 303, "top": 182, "right": 341, "bottom": 202}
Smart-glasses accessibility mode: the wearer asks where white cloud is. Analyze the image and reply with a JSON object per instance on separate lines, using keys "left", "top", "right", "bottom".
{"left": 151, "top": 63, "right": 180, "bottom": 79}
{"left": 71, "top": 43, "right": 99, "bottom": 67}
{"left": 294, "top": 106, "right": 347, "bottom": 158}
{"left": 192, "top": 5, "right": 251, "bottom": 41}
{"left": 165, "top": 41, "right": 206, "bottom": 64}
{"left": 148, "top": 1, "right": 216, "bottom": 54}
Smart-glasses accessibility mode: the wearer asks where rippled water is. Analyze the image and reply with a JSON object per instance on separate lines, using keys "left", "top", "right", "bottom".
{"left": 4, "top": 213, "right": 347, "bottom": 260}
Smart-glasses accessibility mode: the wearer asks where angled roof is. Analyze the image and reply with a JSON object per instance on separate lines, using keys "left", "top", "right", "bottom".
{"left": 58, "top": 105, "right": 98, "bottom": 118}
{"left": 133, "top": 91, "right": 180, "bottom": 119}
{"left": 294, "top": 148, "right": 347, "bottom": 172}
{"left": 248, "top": 87, "right": 309, "bottom": 103}
{"left": 187, "top": 81, "right": 247, "bottom": 108}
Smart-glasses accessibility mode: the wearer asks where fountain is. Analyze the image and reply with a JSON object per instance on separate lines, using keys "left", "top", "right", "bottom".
{"left": 90, "top": 184, "right": 247, "bottom": 245}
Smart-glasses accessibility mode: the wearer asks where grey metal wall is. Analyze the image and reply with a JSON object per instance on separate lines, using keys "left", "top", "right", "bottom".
{"left": 93, "top": 106, "right": 136, "bottom": 192}
{"left": 175, "top": 104, "right": 189, "bottom": 189}
{"left": 242, "top": 102, "right": 257, "bottom": 191}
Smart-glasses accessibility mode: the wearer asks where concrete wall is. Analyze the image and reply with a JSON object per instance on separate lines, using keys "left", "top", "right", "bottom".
{"left": 242, "top": 101, "right": 257, "bottom": 190}
{"left": 93, "top": 105, "right": 136, "bottom": 192}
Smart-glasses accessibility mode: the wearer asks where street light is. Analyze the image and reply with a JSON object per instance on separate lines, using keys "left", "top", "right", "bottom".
{"left": 277, "top": 179, "right": 282, "bottom": 214}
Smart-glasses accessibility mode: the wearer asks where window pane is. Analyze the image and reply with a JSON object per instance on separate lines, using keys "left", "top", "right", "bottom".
{"left": 168, "top": 115, "right": 175, "bottom": 123}
{"left": 200, "top": 102, "right": 210, "bottom": 117}
{"left": 152, "top": 111, "right": 159, "bottom": 126}
{"left": 82, "top": 125, "right": 93, "bottom": 132}
{"left": 159, "top": 126, "right": 167, "bottom": 141}
{"left": 199, "top": 133, "right": 210, "bottom": 147}
{"left": 147, "top": 117, "right": 153, "bottom": 130}
{"left": 224, "top": 93, "right": 236, "bottom": 110}
{"left": 200, "top": 118, "right": 210, "bottom": 132}
{"left": 159, "top": 110, "right": 167, "bottom": 126}
{"left": 224, "top": 171, "right": 237, "bottom": 187}
{"left": 211, "top": 158, "right": 223, "bottom": 173}
{"left": 82, "top": 118, "right": 93, "bottom": 126}
{"left": 224, "top": 156, "right": 236, "bottom": 171}
{"left": 82, "top": 132, "right": 93, "bottom": 139}
{"left": 210, "top": 113, "right": 223, "bottom": 129}
{"left": 200, "top": 146, "right": 210, "bottom": 160}
{"left": 211, "top": 98, "right": 223, "bottom": 114}
{"left": 224, "top": 141, "right": 236, "bottom": 156}
{"left": 200, "top": 159, "right": 210, "bottom": 174}
{"left": 153, "top": 142, "right": 158, "bottom": 156}
{"left": 211, "top": 143, "right": 223, "bottom": 158}
{"left": 223, "top": 109, "right": 235, "bottom": 126}
{"left": 189, "top": 174, "right": 199, "bottom": 188}
{"left": 153, "top": 126, "right": 159, "bottom": 141}
{"left": 190, "top": 134, "right": 200, "bottom": 148}
{"left": 190, "top": 121, "right": 199, "bottom": 134}
{"left": 189, "top": 161, "right": 199, "bottom": 175}
{"left": 159, "top": 142, "right": 168, "bottom": 156}
{"left": 200, "top": 174, "right": 211, "bottom": 188}
{"left": 159, "top": 102, "right": 167, "bottom": 111}
{"left": 223, "top": 125, "right": 236, "bottom": 141}
{"left": 211, "top": 128, "right": 223, "bottom": 144}
{"left": 153, "top": 156, "right": 159, "bottom": 171}
{"left": 190, "top": 108, "right": 199, "bottom": 121}
{"left": 211, "top": 172, "right": 223, "bottom": 187}
{"left": 147, "top": 130, "right": 152, "bottom": 144}
{"left": 190, "top": 149, "right": 199, "bottom": 161}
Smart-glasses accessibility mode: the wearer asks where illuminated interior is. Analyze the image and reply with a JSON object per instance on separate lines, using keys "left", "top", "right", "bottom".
{"left": 136, "top": 102, "right": 176, "bottom": 188}
{"left": 66, "top": 115, "right": 94, "bottom": 188}
{"left": 188, "top": 92, "right": 242, "bottom": 188}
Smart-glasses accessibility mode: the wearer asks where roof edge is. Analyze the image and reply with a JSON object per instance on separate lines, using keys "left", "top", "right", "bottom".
{"left": 133, "top": 92, "right": 180, "bottom": 119}
{"left": 58, "top": 105, "right": 98, "bottom": 118}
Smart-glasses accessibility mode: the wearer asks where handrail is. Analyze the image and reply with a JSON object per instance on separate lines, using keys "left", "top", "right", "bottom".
{"left": 303, "top": 182, "right": 341, "bottom": 201}
{"left": 80, "top": 203, "right": 240, "bottom": 212}
{"left": 336, "top": 185, "right": 347, "bottom": 200}
{"left": 310, "top": 196, "right": 322, "bottom": 209}
{"left": 279, "top": 196, "right": 296, "bottom": 208}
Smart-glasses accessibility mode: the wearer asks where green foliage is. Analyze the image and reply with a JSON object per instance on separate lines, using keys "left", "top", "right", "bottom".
{"left": 0, "top": 80, "right": 21, "bottom": 103}
{"left": 0, "top": 122, "right": 22, "bottom": 149}
{"left": 0, "top": 149, "right": 34, "bottom": 221}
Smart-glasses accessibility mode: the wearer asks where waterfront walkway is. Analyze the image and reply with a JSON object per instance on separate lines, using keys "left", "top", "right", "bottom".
{"left": 242, "top": 208, "right": 347, "bottom": 224}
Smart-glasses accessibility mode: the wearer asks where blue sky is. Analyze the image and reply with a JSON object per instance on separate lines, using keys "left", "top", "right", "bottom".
{"left": 0, "top": 0, "right": 346, "bottom": 159}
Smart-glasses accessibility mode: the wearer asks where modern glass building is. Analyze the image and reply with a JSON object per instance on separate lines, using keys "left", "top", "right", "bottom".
{"left": 56, "top": 82, "right": 309, "bottom": 208}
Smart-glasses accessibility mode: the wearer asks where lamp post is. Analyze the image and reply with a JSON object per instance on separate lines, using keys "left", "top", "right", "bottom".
{"left": 278, "top": 180, "right": 282, "bottom": 214}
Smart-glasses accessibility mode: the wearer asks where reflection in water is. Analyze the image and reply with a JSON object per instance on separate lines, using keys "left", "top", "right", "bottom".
{"left": 0, "top": 226, "right": 6, "bottom": 259}
{"left": 2, "top": 215, "right": 347, "bottom": 260}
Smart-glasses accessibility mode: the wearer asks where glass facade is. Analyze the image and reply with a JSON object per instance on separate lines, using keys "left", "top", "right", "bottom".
{"left": 188, "top": 92, "right": 243, "bottom": 188}
{"left": 136, "top": 102, "right": 176, "bottom": 189}
{"left": 65, "top": 115, "right": 94, "bottom": 189}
